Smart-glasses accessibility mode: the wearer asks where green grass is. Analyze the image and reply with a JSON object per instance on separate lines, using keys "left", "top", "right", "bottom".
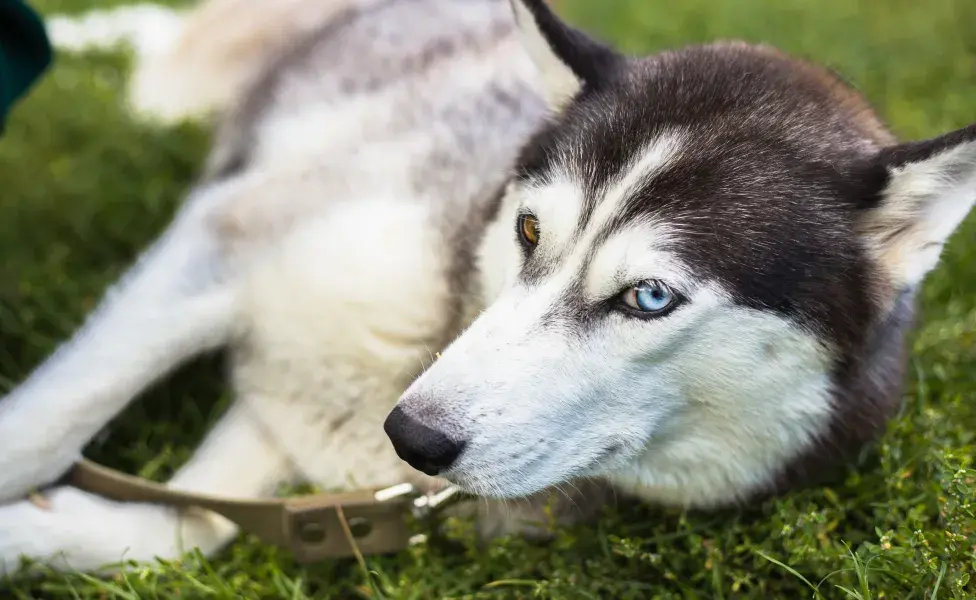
{"left": 1, "top": 0, "right": 975, "bottom": 597}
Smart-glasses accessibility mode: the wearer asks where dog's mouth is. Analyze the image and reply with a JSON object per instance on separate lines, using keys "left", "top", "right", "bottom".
{"left": 441, "top": 441, "right": 634, "bottom": 498}
{"left": 576, "top": 441, "right": 640, "bottom": 480}
{"left": 589, "top": 443, "right": 627, "bottom": 469}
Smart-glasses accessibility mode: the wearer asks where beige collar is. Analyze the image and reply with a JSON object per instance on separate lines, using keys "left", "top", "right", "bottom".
{"left": 68, "top": 460, "right": 465, "bottom": 563}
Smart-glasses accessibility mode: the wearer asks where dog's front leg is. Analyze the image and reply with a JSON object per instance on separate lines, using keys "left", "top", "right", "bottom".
{"left": 0, "top": 400, "right": 294, "bottom": 577}
{"left": 0, "top": 190, "right": 240, "bottom": 502}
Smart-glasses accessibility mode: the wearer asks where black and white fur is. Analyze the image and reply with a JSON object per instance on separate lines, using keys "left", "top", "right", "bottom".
{"left": 1, "top": 0, "right": 974, "bottom": 576}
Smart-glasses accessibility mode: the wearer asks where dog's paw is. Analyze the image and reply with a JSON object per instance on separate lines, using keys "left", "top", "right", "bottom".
{"left": 0, "top": 487, "right": 219, "bottom": 578}
{"left": 0, "top": 426, "right": 81, "bottom": 503}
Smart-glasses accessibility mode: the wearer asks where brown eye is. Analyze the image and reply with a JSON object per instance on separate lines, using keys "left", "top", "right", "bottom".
{"left": 518, "top": 214, "right": 540, "bottom": 246}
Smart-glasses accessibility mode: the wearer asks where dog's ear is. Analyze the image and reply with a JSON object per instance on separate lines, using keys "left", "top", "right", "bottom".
{"left": 509, "top": 0, "right": 623, "bottom": 110}
{"left": 859, "top": 123, "right": 976, "bottom": 287}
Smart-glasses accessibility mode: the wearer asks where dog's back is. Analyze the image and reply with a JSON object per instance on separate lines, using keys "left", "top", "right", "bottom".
{"left": 206, "top": 0, "right": 546, "bottom": 233}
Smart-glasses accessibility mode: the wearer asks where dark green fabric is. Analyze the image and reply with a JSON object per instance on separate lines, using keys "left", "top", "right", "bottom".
{"left": 0, "top": 0, "right": 51, "bottom": 130}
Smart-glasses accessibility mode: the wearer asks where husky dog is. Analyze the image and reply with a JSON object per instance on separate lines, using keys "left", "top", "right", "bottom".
{"left": 1, "top": 0, "right": 975, "bottom": 578}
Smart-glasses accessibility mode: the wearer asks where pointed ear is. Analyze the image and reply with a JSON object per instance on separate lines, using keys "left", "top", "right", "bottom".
{"left": 860, "top": 124, "right": 976, "bottom": 287}
{"left": 509, "top": 0, "right": 623, "bottom": 110}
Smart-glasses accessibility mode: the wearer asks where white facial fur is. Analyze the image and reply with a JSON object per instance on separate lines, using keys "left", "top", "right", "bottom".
{"left": 397, "top": 133, "right": 839, "bottom": 507}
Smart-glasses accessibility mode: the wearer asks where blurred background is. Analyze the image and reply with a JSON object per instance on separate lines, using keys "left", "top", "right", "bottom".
{"left": 0, "top": 0, "right": 974, "bottom": 598}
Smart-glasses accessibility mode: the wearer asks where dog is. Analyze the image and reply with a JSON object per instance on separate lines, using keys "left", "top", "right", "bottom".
{"left": 1, "top": 0, "right": 975, "bottom": 577}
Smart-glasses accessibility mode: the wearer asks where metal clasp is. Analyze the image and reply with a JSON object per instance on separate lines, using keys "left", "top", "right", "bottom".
{"left": 411, "top": 486, "right": 464, "bottom": 519}
{"left": 374, "top": 482, "right": 466, "bottom": 517}
{"left": 373, "top": 481, "right": 468, "bottom": 546}
{"left": 373, "top": 482, "right": 417, "bottom": 503}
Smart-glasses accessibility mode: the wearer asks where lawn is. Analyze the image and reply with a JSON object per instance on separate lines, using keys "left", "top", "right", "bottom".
{"left": 1, "top": 0, "right": 974, "bottom": 598}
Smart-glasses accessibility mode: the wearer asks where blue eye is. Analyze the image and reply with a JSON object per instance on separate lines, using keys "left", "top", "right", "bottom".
{"left": 621, "top": 280, "right": 677, "bottom": 315}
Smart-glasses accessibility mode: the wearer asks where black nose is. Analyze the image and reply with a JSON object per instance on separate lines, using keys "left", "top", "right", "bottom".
{"left": 383, "top": 405, "right": 465, "bottom": 476}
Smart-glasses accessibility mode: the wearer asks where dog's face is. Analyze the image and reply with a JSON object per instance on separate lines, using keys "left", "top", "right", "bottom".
{"left": 385, "top": 0, "right": 976, "bottom": 506}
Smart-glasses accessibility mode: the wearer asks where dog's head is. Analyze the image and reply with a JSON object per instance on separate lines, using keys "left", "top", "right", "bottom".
{"left": 385, "top": 0, "right": 976, "bottom": 507}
